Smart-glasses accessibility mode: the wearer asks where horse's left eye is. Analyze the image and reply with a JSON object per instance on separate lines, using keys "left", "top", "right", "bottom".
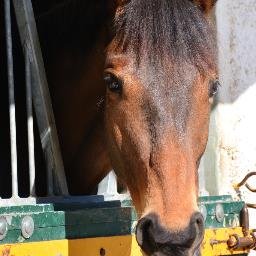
{"left": 104, "top": 73, "right": 122, "bottom": 93}
{"left": 209, "top": 79, "right": 220, "bottom": 97}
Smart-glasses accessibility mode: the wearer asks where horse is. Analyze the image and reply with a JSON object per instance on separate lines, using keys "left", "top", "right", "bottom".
{"left": 1, "top": 0, "right": 219, "bottom": 255}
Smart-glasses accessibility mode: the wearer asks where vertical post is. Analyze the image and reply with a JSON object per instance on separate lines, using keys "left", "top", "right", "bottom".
{"left": 25, "top": 44, "right": 36, "bottom": 197}
{"left": 4, "top": 0, "right": 18, "bottom": 198}
{"left": 13, "top": 0, "right": 68, "bottom": 195}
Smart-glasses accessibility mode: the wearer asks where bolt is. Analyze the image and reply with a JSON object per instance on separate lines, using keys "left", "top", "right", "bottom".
{"left": 210, "top": 239, "right": 227, "bottom": 246}
{"left": 227, "top": 235, "right": 238, "bottom": 248}
{"left": 215, "top": 203, "right": 225, "bottom": 223}
{"left": 199, "top": 205, "right": 207, "bottom": 221}
{"left": 0, "top": 216, "right": 8, "bottom": 240}
{"left": 21, "top": 216, "right": 34, "bottom": 239}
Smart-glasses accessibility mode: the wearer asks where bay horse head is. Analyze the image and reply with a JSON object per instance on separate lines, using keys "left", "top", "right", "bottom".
{"left": 104, "top": 0, "right": 218, "bottom": 255}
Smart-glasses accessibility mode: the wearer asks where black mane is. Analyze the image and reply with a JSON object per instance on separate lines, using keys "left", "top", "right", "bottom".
{"left": 115, "top": 0, "right": 216, "bottom": 75}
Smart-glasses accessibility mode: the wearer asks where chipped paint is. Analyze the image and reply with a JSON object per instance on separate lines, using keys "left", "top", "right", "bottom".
{"left": 0, "top": 231, "right": 249, "bottom": 256}
{"left": 1, "top": 246, "right": 12, "bottom": 256}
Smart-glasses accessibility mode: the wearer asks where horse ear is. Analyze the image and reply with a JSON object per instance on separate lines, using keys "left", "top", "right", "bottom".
{"left": 112, "top": 0, "right": 129, "bottom": 8}
{"left": 191, "top": 0, "right": 217, "bottom": 14}
{"left": 115, "top": 0, "right": 126, "bottom": 5}
{"left": 107, "top": 0, "right": 130, "bottom": 18}
{"left": 108, "top": 0, "right": 128, "bottom": 12}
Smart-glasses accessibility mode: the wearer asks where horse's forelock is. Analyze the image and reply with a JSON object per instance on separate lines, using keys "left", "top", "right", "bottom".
{"left": 114, "top": 0, "right": 217, "bottom": 78}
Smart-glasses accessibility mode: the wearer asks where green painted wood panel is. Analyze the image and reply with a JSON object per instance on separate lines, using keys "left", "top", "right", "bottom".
{"left": 0, "top": 196, "right": 245, "bottom": 244}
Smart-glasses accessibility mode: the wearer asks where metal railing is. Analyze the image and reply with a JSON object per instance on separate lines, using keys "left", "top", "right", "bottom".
{"left": 0, "top": 0, "right": 128, "bottom": 206}
{"left": 1, "top": 0, "right": 68, "bottom": 205}
{"left": 13, "top": 0, "right": 68, "bottom": 196}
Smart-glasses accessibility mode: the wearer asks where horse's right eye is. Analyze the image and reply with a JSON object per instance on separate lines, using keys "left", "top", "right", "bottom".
{"left": 104, "top": 73, "right": 122, "bottom": 94}
{"left": 209, "top": 79, "right": 220, "bottom": 98}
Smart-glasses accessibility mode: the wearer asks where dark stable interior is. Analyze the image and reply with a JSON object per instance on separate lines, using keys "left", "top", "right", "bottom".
{"left": 0, "top": 1, "right": 74, "bottom": 198}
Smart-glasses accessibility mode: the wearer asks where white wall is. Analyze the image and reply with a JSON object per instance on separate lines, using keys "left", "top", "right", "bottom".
{"left": 200, "top": 0, "right": 256, "bottom": 243}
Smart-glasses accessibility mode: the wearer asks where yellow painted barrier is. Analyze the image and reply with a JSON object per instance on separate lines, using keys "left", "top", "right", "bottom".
{"left": 0, "top": 228, "right": 250, "bottom": 256}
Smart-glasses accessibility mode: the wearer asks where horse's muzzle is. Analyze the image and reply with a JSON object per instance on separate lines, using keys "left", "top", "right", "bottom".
{"left": 135, "top": 212, "right": 204, "bottom": 256}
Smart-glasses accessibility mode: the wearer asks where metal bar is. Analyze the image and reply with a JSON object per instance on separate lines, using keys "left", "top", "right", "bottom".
{"left": 25, "top": 44, "right": 35, "bottom": 197}
{"left": 4, "top": 0, "right": 18, "bottom": 198}
{"left": 45, "top": 145, "right": 54, "bottom": 196}
{"left": 236, "top": 172, "right": 256, "bottom": 188}
{"left": 13, "top": 0, "right": 68, "bottom": 195}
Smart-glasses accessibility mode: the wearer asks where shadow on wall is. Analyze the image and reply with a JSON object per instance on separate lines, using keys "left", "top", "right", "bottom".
{"left": 201, "top": 0, "right": 256, "bottom": 196}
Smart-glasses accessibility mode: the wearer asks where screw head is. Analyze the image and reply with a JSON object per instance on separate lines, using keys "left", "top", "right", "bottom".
{"left": 0, "top": 216, "right": 8, "bottom": 240}
{"left": 215, "top": 203, "right": 225, "bottom": 223}
{"left": 21, "top": 216, "right": 34, "bottom": 239}
{"left": 100, "top": 248, "right": 106, "bottom": 256}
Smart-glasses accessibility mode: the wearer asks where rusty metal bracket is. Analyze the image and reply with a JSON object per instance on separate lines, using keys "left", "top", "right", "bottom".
{"left": 225, "top": 205, "right": 256, "bottom": 251}
{"left": 227, "top": 233, "right": 256, "bottom": 250}
{"left": 233, "top": 172, "right": 256, "bottom": 210}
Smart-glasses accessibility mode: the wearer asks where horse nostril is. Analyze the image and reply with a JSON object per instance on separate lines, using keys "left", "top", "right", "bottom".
{"left": 136, "top": 214, "right": 158, "bottom": 254}
{"left": 195, "top": 213, "right": 204, "bottom": 230}
{"left": 192, "top": 212, "right": 205, "bottom": 249}
{"left": 195, "top": 212, "right": 204, "bottom": 231}
{"left": 136, "top": 212, "right": 205, "bottom": 255}
{"left": 136, "top": 215, "right": 153, "bottom": 246}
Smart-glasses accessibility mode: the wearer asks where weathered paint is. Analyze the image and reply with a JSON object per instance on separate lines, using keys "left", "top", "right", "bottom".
{"left": 0, "top": 206, "right": 136, "bottom": 244}
{"left": 0, "top": 198, "right": 249, "bottom": 255}
{"left": 202, "top": 227, "right": 249, "bottom": 256}
{"left": 0, "top": 197, "right": 244, "bottom": 244}
{"left": 0, "top": 229, "right": 249, "bottom": 256}
{"left": 0, "top": 236, "right": 140, "bottom": 256}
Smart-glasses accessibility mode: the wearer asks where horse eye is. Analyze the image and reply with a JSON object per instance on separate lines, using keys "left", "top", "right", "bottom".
{"left": 104, "top": 73, "right": 122, "bottom": 93}
{"left": 209, "top": 79, "right": 220, "bottom": 97}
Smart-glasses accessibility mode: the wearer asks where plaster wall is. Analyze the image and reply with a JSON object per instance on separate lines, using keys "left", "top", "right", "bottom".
{"left": 200, "top": 0, "right": 256, "bottom": 242}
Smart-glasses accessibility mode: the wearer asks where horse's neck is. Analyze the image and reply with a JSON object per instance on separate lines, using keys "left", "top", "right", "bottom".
{"left": 37, "top": 1, "right": 112, "bottom": 194}
{"left": 36, "top": 0, "right": 110, "bottom": 119}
